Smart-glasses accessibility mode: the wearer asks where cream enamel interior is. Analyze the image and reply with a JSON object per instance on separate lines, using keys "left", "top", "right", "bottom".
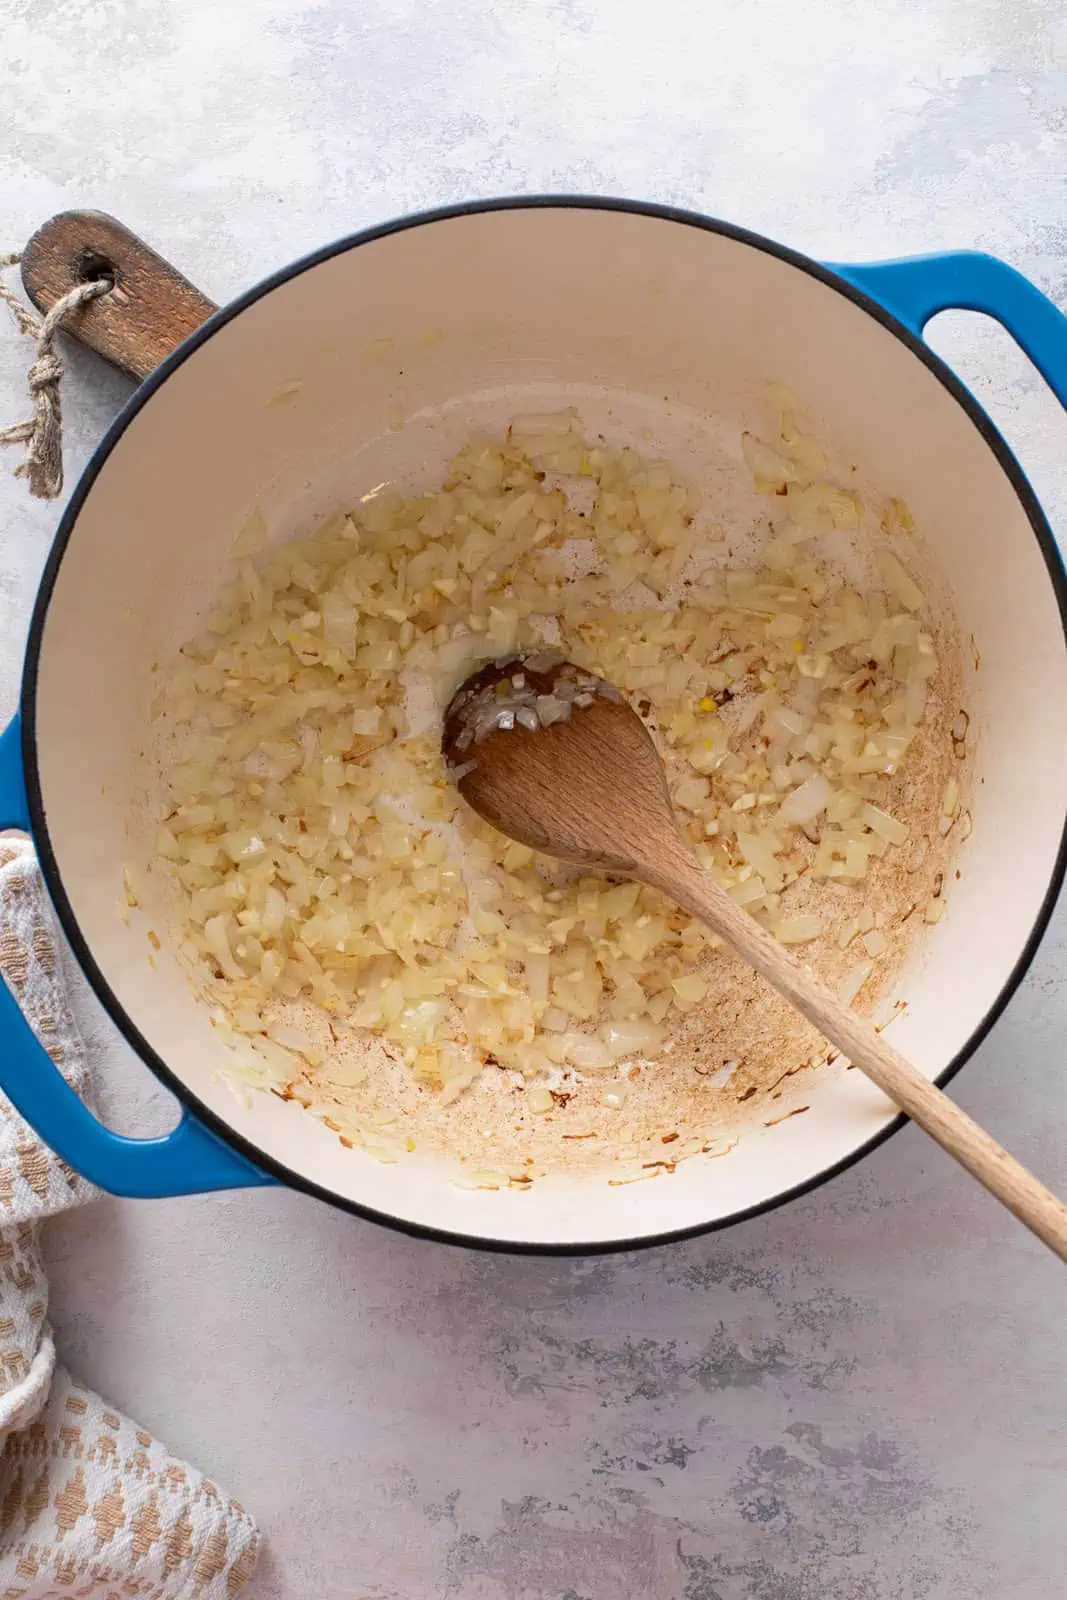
{"left": 29, "top": 206, "right": 1067, "bottom": 1246}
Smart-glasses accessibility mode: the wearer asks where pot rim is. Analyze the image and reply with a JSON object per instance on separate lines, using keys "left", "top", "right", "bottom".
{"left": 21, "top": 195, "right": 1067, "bottom": 1254}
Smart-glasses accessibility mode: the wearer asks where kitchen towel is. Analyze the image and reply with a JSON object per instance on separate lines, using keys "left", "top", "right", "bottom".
{"left": 0, "top": 836, "right": 259, "bottom": 1599}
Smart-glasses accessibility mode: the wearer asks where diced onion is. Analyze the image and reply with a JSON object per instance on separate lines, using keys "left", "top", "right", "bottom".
{"left": 561, "top": 1033, "right": 612, "bottom": 1071}
{"left": 862, "top": 803, "right": 909, "bottom": 846}
{"left": 776, "top": 915, "right": 823, "bottom": 945}
{"left": 671, "top": 974, "right": 707, "bottom": 1011}
{"left": 154, "top": 404, "right": 947, "bottom": 1132}
{"left": 877, "top": 550, "right": 925, "bottom": 613}
{"left": 600, "top": 1020, "right": 666, "bottom": 1060}
{"left": 741, "top": 432, "right": 799, "bottom": 490}
{"left": 778, "top": 773, "right": 831, "bottom": 825}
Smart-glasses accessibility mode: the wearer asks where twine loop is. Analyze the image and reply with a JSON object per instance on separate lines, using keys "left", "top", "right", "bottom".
{"left": 0, "top": 251, "right": 110, "bottom": 500}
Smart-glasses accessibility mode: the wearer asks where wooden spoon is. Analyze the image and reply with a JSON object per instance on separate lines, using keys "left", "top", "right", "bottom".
{"left": 444, "top": 654, "right": 1067, "bottom": 1261}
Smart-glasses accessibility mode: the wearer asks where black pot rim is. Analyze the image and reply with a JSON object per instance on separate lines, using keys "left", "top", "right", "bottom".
{"left": 21, "top": 195, "right": 1067, "bottom": 1256}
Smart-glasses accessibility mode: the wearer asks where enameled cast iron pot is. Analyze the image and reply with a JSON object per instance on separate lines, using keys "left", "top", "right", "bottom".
{"left": 2, "top": 200, "right": 1067, "bottom": 1253}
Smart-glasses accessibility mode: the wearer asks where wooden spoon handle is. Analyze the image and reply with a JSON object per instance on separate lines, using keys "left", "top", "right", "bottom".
{"left": 642, "top": 839, "right": 1067, "bottom": 1262}
{"left": 20, "top": 211, "right": 217, "bottom": 381}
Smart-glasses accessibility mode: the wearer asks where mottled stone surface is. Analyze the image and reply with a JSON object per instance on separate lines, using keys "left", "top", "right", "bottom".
{"left": 3, "top": 1, "right": 1067, "bottom": 1594}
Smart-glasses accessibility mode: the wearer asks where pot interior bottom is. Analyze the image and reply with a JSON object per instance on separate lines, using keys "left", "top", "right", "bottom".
{"left": 139, "top": 379, "right": 967, "bottom": 1192}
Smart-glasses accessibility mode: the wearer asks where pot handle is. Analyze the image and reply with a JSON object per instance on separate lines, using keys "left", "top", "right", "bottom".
{"left": 20, "top": 211, "right": 218, "bottom": 380}
{"left": 0, "top": 720, "right": 274, "bottom": 1196}
{"left": 830, "top": 251, "right": 1067, "bottom": 407}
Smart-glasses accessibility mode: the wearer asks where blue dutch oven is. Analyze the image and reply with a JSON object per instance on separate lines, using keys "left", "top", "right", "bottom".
{"left": 1, "top": 200, "right": 1065, "bottom": 1252}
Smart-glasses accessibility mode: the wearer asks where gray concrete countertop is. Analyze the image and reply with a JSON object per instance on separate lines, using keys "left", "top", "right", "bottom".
{"left": 3, "top": 2, "right": 1067, "bottom": 1594}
